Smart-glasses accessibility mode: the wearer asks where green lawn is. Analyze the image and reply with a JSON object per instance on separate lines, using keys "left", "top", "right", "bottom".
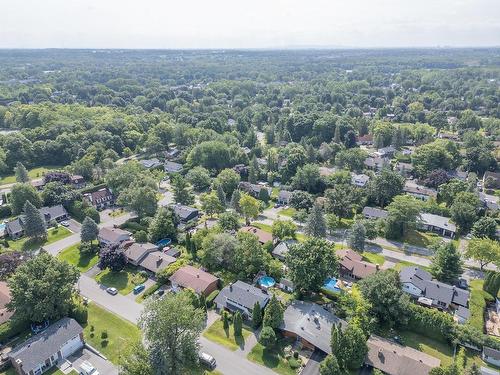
{"left": 5, "top": 226, "right": 72, "bottom": 251}
{"left": 252, "top": 222, "right": 272, "bottom": 233}
{"left": 393, "top": 260, "right": 430, "bottom": 272}
{"left": 58, "top": 243, "right": 99, "bottom": 272}
{"left": 269, "top": 287, "right": 294, "bottom": 305}
{"left": 361, "top": 251, "right": 385, "bottom": 265}
{"left": 468, "top": 279, "right": 493, "bottom": 331}
{"left": 0, "top": 166, "right": 63, "bottom": 186}
{"left": 202, "top": 319, "right": 252, "bottom": 351}
{"left": 279, "top": 207, "right": 296, "bottom": 217}
{"left": 247, "top": 338, "right": 300, "bottom": 375}
{"left": 94, "top": 265, "right": 147, "bottom": 295}
{"left": 83, "top": 303, "right": 141, "bottom": 364}
{"left": 0, "top": 368, "right": 76, "bottom": 375}
{"left": 398, "top": 330, "right": 454, "bottom": 366}
{"left": 402, "top": 230, "right": 441, "bottom": 248}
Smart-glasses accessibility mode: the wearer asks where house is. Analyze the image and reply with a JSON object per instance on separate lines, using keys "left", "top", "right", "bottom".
{"left": 214, "top": 280, "right": 270, "bottom": 319}
{"left": 394, "top": 162, "right": 414, "bottom": 177}
{"left": 400, "top": 266, "right": 469, "bottom": 310}
{"left": 70, "top": 175, "right": 85, "bottom": 189}
{"left": 164, "top": 161, "right": 183, "bottom": 173}
{"left": 169, "top": 265, "right": 219, "bottom": 296}
{"left": 319, "top": 166, "right": 336, "bottom": 177}
{"left": 239, "top": 226, "right": 273, "bottom": 245}
{"left": 279, "top": 301, "right": 346, "bottom": 354}
{"left": 438, "top": 131, "right": 460, "bottom": 141}
{"left": 483, "top": 171, "right": 500, "bottom": 189}
{"left": 419, "top": 213, "right": 457, "bottom": 238}
{"left": 139, "top": 158, "right": 163, "bottom": 169}
{"left": 365, "top": 335, "right": 440, "bottom": 375}
{"left": 164, "top": 247, "right": 181, "bottom": 258}
{"left": 403, "top": 181, "right": 437, "bottom": 201}
{"left": 375, "top": 146, "right": 396, "bottom": 158}
{"left": 165, "top": 148, "right": 180, "bottom": 160}
{"left": 278, "top": 278, "right": 295, "bottom": 293}
{"left": 454, "top": 305, "right": 470, "bottom": 324}
{"left": 238, "top": 182, "right": 271, "bottom": 198}
{"left": 272, "top": 239, "right": 298, "bottom": 261}
{"left": 172, "top": 204, "right": 199, "bottom": 223}
{"left": 83, "top": 188, "right": 114, "bottom": 209}
{"left": 0, "top": 281, "right": 13, "bottom": 325}
{"left": 479, "top": 192, "right": 499, "bottom": 212}
{"left": 139, "top": 252, "right": 177, "bottom": 274}
{"left": 362, "top": 207, "right": 388, "bottom": 220}
{"left": 6, "top": 205, "right": 69, "bottom": 240}
{"left": 357, "top": 134, "right": 373, "bottom": 145}
{"left": 98, "top": 227, "right": 131, "bottom": 246}
{"left": 123, "top": 242, "right": 159, "bottom": 266}
{"left": 364, "top": 157, "right": 390, "bottom": 172}
{"left": 277, "top": 190, "right": 292, "bottom": 205}
{"left": 337, "top": 249, "right": 379, "bottom": 281}
{"left": 351, "top": 173, "right": 370, "bottom": 187}
{"left": 233, "top": 164, "right": 248, "bottom": 177}
{"left": 482, "top": 347, "right": 500, "bottom": 367}
{"left": 9, "top": 318, "right": 84, "bottom": 375}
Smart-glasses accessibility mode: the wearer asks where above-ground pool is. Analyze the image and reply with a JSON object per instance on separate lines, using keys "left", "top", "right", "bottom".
{"left": 323, "top": 277, "right": 342, "bottom": 293}
{"left": 259, "top": 276, "right": 276, "bottom": 288}
{"left": 156, "top": 238, "right": 172, "bottom": 248}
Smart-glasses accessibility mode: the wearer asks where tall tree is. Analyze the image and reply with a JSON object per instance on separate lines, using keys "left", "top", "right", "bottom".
{"left": 10, "top": 183, "right": 42, "bottom": 215}
{"left": 15, "top": 162, "right": 29, "bottom": 183}
{"left": 119, "top": 341, "right": 154, "bottom": 375}
{"left": 272, "top": 219, "right": 297, "bottom": 241}
{"left": 450, "top": 192, "right": 480, "bottom": 233}
{"left": 200, "top": 191, "right": 224, "bottom": 217}
{"left": 148, "top": 206, "right": 178, "bottom": 243}
{"left": 286, "top": 238, "right": 338, "bottom": 293}
{"left": 185, "top": 166, "right": 211, "bottom": 192}
{"left": 429, "top": 242, "right": 463, "bottom": 283}
{"left": 471, "top": 216, "right": 497, "bottom": 240}
{"left": 252, "top": 301, "right": 263, "bottom": 328}
{"left": 214, "top": 168, "right": 240, "bottom": 198}
{"left": 139, "top": 291, "right": 205, "bottom": 375}
{"left": 233, "top": 311, "right": 243, "bottom": 337}
{"left": 465, "top": 238, "right": 500, "bottom": 270}
{"left": 337, "top": 324, "right": 368, "bottom": 370}
{"left": 117, "top": 177, "right": 158, "bottom": 218}
{"left": 99, "top": 244, "right": 127, "bottom": 272}
{"left": 23, "top": 200, "right": 47, "bottom": 240}
{"left": 171, "top": 174, "right": 195, "bottom": 206}
{"left": 385, "top": 195, "right": 422, "bottom": 239}
{"left": 305, "top": 202, "right": 327, "bottom": 238}
{"left": 320, "top": 355, "right": 341, "bottom": 375}
{"left": 348, "top": 222, "right": 366, "bottom": 252}
{"left": 263, "top": 294, "right": 284, "bottom": 329}
{"left": 239, "top": 193, "right": 260, "bottom": 225}
{"left": 80, "top": 216, "right": 99, "bottom": 244}
{"left": 8, "top": 252, "right": 79, "bottom": 323}
{"left": 216, "top": 184, "right": 226, "bottom": 207}
{"left": 367, "top": 169, "right": 405, "bottom": 207}
{"left": 230, "top": 189, "right": 241, "bottom": 213}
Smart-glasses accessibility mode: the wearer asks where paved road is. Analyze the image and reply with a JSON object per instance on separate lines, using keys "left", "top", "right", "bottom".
{"left": 78, "top": 276, "right": 275, "bottom": 375}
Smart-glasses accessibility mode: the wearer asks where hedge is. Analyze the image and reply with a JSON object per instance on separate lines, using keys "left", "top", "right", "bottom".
{"left": 206, "top": 290, "right": 220, "bottom": 308}
{"left": 407, "top": 304, "right": 456, "bottom": 343}
{"left": 78, "top": 183, "right": 107, "bottom": 195}
{"left": 142, "top": 283, "right": 161, "bottom": 299}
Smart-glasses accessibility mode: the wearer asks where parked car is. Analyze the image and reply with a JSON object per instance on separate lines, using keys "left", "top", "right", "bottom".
{"left": 199, "top": 352, "right": 216, "bottom": 370}
{"left": 154, "top": 289, "right": 165, "bottom": 297}
{"left": 457, "top": 278, "right": 468, "bottom": 290}
{"left": 61, "top": 221, "right": 69, "bottom": 227}
{"left": 133, "top": 284, "right": 146, "bottom": 295}
{"left": 79, "top": 360, "right": 99, "bottom": 375}
{"left": 106, "top": 287, "right": 118, "bottom": 295}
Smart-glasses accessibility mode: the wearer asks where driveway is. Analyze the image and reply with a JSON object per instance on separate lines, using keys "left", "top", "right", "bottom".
{"left": 66, "top": 348, "right": 119, "bottom": 375}
{"left": 301, "top": 350, "right": 325, "bottom": 375}
{"left": 65, "top": 219, "right": 82, "bottom": 233}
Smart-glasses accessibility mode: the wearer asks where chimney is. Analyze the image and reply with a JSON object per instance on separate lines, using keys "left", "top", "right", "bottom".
{"left": 376, "top": 264, "right": 380, "bottom": 271}
{"left": 229, "top": 283, "right": 233, "bottom": 292}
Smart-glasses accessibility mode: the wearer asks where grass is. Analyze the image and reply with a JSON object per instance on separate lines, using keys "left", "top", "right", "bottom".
{"left": 0, "top": 165, "right": 63, "bottom": 186}
{"left": 269, "top": 287, "right": 295, "bottom": 305}
{"left": 109, "top": 208, "right": 126, "bottom": 218}
{"left": 393, "top": 260, "right": 430, "bottom": 272}
{"left": 397, "top": 330, "right": 454, "bottom": 366}
{"left": 4, "top": 226, "right": 72, "bottom": 251}
{"left": 361, "top": 251, "right": 385, "bottom": 265}
{"left": 202, "top": 319, "right": 252, "bottom": 351}
{"left": 83, "top": 303, "right": 141, "bottom": 364}
{"left": 468, "top": 279, "right": 493, "bottom": 331}
{"left": 0, "top": 367, "right": 76, "bottom": 375}
{"left": 279, "top": 207, "right": 296, "bottom": 217}
{"left": 94, "top": 265, "right": 147, "bottom": 295}
{"left": 252, "top": 222, "right": 272, "bottom": 233}
{"left": 57, "top": 243, "right": 99, "bottom": 272}
{"left": 402, "top": 230, "right": 441, "bottom": 248}
{"left": 247, "top": 338, "right": 299, "bottom": 375}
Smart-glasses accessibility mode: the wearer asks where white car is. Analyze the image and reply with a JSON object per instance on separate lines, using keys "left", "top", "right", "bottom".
{"left": 79, "top": 360, "right": 99, "bottom": 375}
{"left": 106, "top": 287, "right": 118, "bottom": 295}
{"left": 60, "top": 221, "right": 70, "bottom": 227}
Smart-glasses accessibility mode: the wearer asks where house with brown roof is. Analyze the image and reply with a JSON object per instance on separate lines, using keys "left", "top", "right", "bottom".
{"left": 122, "top": 242, "right": 176, "bottom": 275}
{"left": 365, "top": 335, "right": 441, "bottom": 375}
{"left": 169, "top": 265, "right": 219, "bottom": 296}
{"left": 139, "top": 252, "right": 177, "bottom": 274}
{"left": 123, "top": 242, "right": 159, "bottom": 266}
{"left": 239, "top": 226, "right": 273, "bottom": 245}
{"left": 0, "top": 281, "right": 13, "bottom": 325}
{"left": 337, "top": 249, "right": 379, "bottom": 281}
{"left": 83, "top": 188, "right": 114, "bottom": 209}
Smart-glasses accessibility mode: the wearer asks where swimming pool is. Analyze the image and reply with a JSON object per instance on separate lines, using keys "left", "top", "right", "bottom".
{"left": 259, "top": 276, "right": 276, "bottom": 288}
{"left": 156, "top": 238, "right": 172, "bottom": 248}
{"left": 323, "top": 277, "right": 341, "bottom": 293}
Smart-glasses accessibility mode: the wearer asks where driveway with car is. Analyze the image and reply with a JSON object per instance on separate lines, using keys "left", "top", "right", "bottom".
{"left": 66, "top": 348, "right": 119, "bottom": 375}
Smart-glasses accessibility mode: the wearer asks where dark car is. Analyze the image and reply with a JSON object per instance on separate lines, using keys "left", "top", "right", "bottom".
{"left": 457, "top": 278, "right": 468, "bottom": 290}
{"left": 133, "top": 284, "right": 146, "bottom": 295}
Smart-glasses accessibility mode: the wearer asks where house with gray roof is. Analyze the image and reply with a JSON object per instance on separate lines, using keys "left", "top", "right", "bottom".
{"left": 403, "top": 181, "right": 437, "bottom": 201}
{"left": 238, "top": 181, "right": 271, "bottom": 198}
{"left": 164, "top": 161, "right": 183, "bottom": 173}
{"left": 6, "top": 205, "right": 68, "bottom": 239}
{"left": 419, "top": 212, "right": 457, "bottom": 238}
{"left": 351, "top": 173, "right": 370, "bottom": 187}
{"left": 362, "top": 207, "right": 388, "bottom": 220}
{"left": 172, "top": 204, "right": 199, "bottom": 223}
{"left": 98, "top": 227, "right": 131, "bottom": 246}
{"left": 277, "top": 190, "right": 292, "bottom": 205}
{"left": 272, "top": 239, "right": 298, "bottom": 261}
{"left": 214, "top": 280, "right": 269, "bottom": 320}
{"left": 9, "top": 318, "right": 84, "bottom": 375}
{"left": 279, "top": 300, "right": 346, "bottom": 354}
{"left": 400, "top": 266, "right": 470, "bottom": 311}
{"left": 482, "top": 346, "right": 500, "bottom": 367}
{"left": 139, "top": 158, "right": 163, "bottom": 169}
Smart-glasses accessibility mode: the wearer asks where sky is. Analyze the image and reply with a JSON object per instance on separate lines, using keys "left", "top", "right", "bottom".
{"left": 1, "top": 0, "right": 500, "bottom": 49}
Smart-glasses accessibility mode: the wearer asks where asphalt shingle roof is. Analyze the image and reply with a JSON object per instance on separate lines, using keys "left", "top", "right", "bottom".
{"left": 214, "top": 280, "right": 269, "bottom": 311}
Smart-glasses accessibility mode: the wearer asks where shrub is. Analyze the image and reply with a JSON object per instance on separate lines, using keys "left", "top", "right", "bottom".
{"left": 70, "top": 302, "right": 88, "bottom": 325}
{"left": 0, "top": 204, "right": 12, "bottom": 219}
{"left": 259, "top": 326, "right": 276, "bottom": 348}
{"left": 407, "top": 304, "right": 456, "bottom": 343}
{"left": 142, "top": 283, "right": 161, "bottom": 299}
{"left": 206, "top": 290, "right": 220, "bottom": 308}
{"left": 101, "top": 330, "right": 108, "bottom": 339}
{"left": 156, "top": 259, "right": 186, "bottom": 284}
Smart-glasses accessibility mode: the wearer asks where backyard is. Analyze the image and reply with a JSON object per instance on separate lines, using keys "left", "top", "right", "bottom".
{"left": 247, "top": 337, "right": 300, "bottom": 375}
{"left": 468, "top": 279, "right": 494, "bottom": 331}
{"left": 202, "top": 319, "right": 252, "bottom": 351}
{"left": 57, "top": 243, "right": 99, "bottom": 273}
{"left": 4, "top": 226, "right": 72, "bottom": 251}
{"left": 0, "top": 165, "right": 63, "bottom": 186}
{"left": 94, "top": 265, "right": 147, "bottom": 295}
{"left": 83, "top": 303, "right": 141, "bottom": 364}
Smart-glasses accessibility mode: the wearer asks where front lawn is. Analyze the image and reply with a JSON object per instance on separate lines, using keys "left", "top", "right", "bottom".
{"left": 252, "top": 222, "right": 272, "bottom": 233}
{"left": 468, "top": 279, "right": 493, "bottom": 331}
{"left": 58, "top": 243, "right": 99, "bottom": 272}
{"left": 279, "top": 207, "right": 296, "bottom": 217}
{"left": 361, "top": 251, "right": 385, "bottom": 265}
{"left": 202, "top": 319, "right": 252, "bottom": 351}
{"left": 247, "top": 338, "right": 300, "bottom": 375}
{"left": 94, "top": 265, "right": 147, "bottom": 295}
{"left": 6, "top": 226, "right": 72, "bottom": 251}
{"left": 393, "top": 260, "right": 430, "bottom": 272}
{"left": 402, "top": 230, "right": 441, "bottom": 248}
{"left": 83, "top": 303, "right": 141, "bottom": 364}
{"left": 0, "top": 165, "right": 63, "bottom": 186}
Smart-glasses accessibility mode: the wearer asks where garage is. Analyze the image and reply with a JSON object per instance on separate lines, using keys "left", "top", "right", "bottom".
{"left": 60, "top": 335, "right": 84, "bottom": 359}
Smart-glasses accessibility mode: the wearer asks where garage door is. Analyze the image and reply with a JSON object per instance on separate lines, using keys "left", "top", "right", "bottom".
{"left": 60, "top": 336, "right": 84, "bottom": 358}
